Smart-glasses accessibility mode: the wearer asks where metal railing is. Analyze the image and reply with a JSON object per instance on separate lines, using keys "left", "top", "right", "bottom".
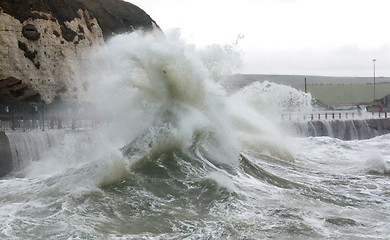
{"left": 0, "top": 102, "right": 99, "bottom": 132}
{"left": 282, "top": 111, "right": 389, "bottom": 121}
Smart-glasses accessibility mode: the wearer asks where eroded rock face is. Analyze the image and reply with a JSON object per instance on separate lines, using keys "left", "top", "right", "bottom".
{"left": 0, "top": 9, "right": 104, "bottom": 103}
{"left": 0, "top": 76, "right": 41, "bottom": 103}
{"left": 0, "top": 0, "right": 159, "bottom": 103}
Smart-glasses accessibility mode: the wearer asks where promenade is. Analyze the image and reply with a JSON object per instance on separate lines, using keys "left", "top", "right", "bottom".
{"left": 0, "top": 102, "right": 98, "bottom": 132}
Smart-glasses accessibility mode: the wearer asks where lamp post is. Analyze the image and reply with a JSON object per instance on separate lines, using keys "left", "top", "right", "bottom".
{"left": 373, "top": 59, "right": 376, "bottom": 101}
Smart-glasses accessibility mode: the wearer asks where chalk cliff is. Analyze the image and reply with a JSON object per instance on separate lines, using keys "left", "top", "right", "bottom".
{"left": 0, "top": 0, "right": 159, "bottom": 103}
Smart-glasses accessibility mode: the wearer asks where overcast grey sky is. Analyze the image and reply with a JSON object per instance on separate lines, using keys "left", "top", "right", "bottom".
{"left": 128, "top": 0, "right": 390, "bottom": 77}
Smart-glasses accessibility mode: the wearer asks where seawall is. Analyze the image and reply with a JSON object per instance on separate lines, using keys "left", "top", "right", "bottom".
{"left": 0, "top": 130, "right": 64, "bottom": 177}
{"left": 0, "top": 131, "right": 13, "bottom": 177}
{"left": 287, "top": 118, "right": 390, "bottom": 140}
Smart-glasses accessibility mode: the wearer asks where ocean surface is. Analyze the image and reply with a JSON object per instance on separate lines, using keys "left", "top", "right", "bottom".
{"left": 1, "top": 33, "right": 389, "bottom": 239}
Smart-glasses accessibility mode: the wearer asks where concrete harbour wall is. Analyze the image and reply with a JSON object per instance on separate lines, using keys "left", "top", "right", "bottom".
{"left": 287, "top": 118, "right": 390, "bottom": 140}
{"left": 0, "top": 130, "right": 64, "bottom": 177}
{"left": 0, "top": 131, "right": 13, "bottom": 177}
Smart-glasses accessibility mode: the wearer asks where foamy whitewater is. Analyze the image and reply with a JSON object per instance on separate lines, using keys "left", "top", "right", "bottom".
{"left": 1, "top": 33, "right": 390, "bottom": 239}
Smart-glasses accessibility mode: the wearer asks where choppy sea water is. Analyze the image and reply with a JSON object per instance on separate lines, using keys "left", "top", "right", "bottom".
{"left": 1, "top": 32, "right": 389, "bottom": 239}
{"left": 1, "top": 132, "right": 389, "bottom": 239}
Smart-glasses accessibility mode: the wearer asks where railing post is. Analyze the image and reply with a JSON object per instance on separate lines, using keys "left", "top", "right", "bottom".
{"left": 318, "top": 113, "right": 320, "bottom": 120}
{"left": 346, "top": 113, "right": 348, "bottom": 119}
{"left": 352, "top": 113, "right": 354, "bottom": 118}
{"left": 311, "top": 114, "right": 313, "bottom": 120}
{"left": 325, "top": 113, "right": 327, "bottom": 119}
{"left": 22, "top": 104, "right": 26, "bottom": 132}
{"left": 42, "top": 103, "right": 45, "bottom": 132}
{"left": 339, "top": 113, "right": 341, "bottom": 119}
{"left": 11, "top": 104, "right": 15, "bottom": 131}
{"left": 385, "top": 112, "right": 387, "bottom": 118}
{"left": 332, "top": 113, "right": 335, "bottom": 119}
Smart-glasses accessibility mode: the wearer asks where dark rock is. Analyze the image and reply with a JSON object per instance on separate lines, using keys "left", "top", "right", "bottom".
{"left": 28, "top": 12, "right": 49, "bottom": 20}
{"left": 87, "top": 22, "right": 94, "bottom": 32}
{"left": 34, "top": 61, "right": 40, "bottom": 69}
{"left": 22, "top": 24, "right": 40, "bottom": 41}
{"left": 60, "top": 24, "right": 77, "bottom": 42}
{"left": 40, "top": 13, "right": 49, "bottom": 20}
{"left": 53, "top": 30, "right": 60, "bottom": 37}
{"left": 17, "top": 40, "right": 28, "bottom": 52}
{"left": 0, "top": 77, "right": 42, "bottom": 103}
{"left": 23, "top": 48, "right": 37, "bottom": 62}
{"left": 18, "top": 40, "right": 39, "bottom": 65}
{"left": 78, "top": 24, "right": 84, "bottom": 34}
